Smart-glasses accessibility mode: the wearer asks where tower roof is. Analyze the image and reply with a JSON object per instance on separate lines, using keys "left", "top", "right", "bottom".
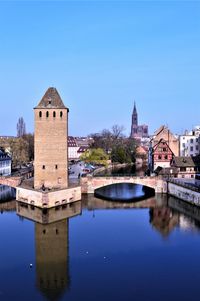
{"left": 133, "top": 101, "right": 137, "bottom": 114}
{"left": 35, "top": 87, "right": 68, "bottom": 109}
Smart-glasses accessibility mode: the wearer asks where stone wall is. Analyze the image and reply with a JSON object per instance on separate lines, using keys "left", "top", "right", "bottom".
{"left": 34, "top": 108, "right": 68, "bottom": 190}
{"left": 0, "top": 176, "right": 22, "bottom": 188}
{"left": 168, "top": 182, "right": 200, "bottom": 206}
{"left": 16, "top": 185, "right": 81, "bottom": 208}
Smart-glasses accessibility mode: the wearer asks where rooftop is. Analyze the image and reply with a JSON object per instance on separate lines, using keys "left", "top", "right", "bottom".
{"left": 35, "top": 87, "right": 68, "bottom": 110}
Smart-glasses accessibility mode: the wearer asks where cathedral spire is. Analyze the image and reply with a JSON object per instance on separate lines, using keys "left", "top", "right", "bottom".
{"left": 133, "top": 101, "right": 137, "bottom": 114}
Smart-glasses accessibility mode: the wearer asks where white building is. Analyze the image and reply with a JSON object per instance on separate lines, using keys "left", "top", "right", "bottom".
{"left": 180, "top": 126, "right": 200, "bottom": 157}
{"left": 68, "top": 136, "right": 80, "bottom": 160}
{"left": 0, "top": 149, "right": 11, "bottom": 176}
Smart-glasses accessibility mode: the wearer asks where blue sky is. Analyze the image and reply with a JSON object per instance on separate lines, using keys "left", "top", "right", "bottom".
{"left": 0, "top": 1, "right": 199, "bottom": 137}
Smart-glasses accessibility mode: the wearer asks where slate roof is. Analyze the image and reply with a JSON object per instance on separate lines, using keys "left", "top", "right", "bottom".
{"left": 0, "top": 149, "right": 11, "bottom": 161}
{"left": 68, "top": 136, "right": 78, "bottom": 147}
{"left": 35, "top": 87, "right": 68, "bottom": 109}
{"left": 173, "top": 156, "right": 195, "bottom": 167}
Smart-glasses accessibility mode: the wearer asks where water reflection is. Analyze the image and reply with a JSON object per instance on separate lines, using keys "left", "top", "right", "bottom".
{"left": 17, "top": 201, "right": 82, "bottom": 301}
{"left": 94, "top": 183, "right": 155, "bottom": 202}
{"left": 82, "top": 194, "right": 200, "bottom": 235}
{"left": 0, "top": 184, "right": 16, "bottom": 202}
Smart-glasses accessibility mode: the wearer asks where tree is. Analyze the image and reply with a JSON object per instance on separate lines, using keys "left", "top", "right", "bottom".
{"left": 17, "top": 117, "right": 26, "bottom": 137}
{"left": 80, "top": 148, "right": 109, "bottom": 166}
{"left": 23, "top": 133, "right": 34, "bottom": 161}
{"left": 9, "top": 137, "right": 29, "bottom": 167}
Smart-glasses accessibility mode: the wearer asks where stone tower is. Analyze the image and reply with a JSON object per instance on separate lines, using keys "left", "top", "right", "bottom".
{"left": 131, "top": 102, "right": 138, "bottom": 138}
{"left": 34, "top": 87, "right": 69, "bottom": 190}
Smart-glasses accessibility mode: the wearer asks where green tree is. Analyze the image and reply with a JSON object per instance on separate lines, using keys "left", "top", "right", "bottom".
{"left": 80, "top": 148, "right": 109, "bottom": 166}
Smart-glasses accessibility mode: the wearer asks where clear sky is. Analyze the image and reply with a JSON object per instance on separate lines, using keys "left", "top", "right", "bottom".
{"left": 0, "top": 1, "right": 199, "bottom": 137}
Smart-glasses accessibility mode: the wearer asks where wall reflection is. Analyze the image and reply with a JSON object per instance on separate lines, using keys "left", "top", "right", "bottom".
{"left": 82, "top": 194, "right": 200, "bottom": 235}
{"left": 16, "top": 201, "right": 82, "bottom": 300}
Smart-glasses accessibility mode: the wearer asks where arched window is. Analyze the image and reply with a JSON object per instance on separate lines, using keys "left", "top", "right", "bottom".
{"left": 46, "top": 111, "right": 49, "bottom": 118}
{"left": 60, "top": 111, "right": 63, "bottom": 118}
{"left": 39, "top": 111, "right": 42, "bottom": 118}
{"left": 53, "top": 111, "right": 56, "bottom": 118}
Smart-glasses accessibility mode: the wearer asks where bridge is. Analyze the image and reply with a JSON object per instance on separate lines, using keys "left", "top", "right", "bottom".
{"left": 81, "top": 175, "right": 167, "bottom": 194}
{"left": 0, "top": 176, "right": 22, "bottom": 188}
{"left": 0, "top": 167, "right": 34, "bottom": 188}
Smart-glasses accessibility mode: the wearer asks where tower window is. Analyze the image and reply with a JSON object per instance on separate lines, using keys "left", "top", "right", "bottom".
{"left": 55, "top": 164, "right": 58, "bottom": 169}
{"left": 53, "top": 111, "right": 56, "bottom": 118}
{"left": 60, "top": 111, "right": 63, "bottom": 118}
{"left": 39, "top": 111, "right": 42, "bottom": 118}
{"left": 42, "top": 165, "right": 45, "bottom": 169}
{"left": 46, "top": 111, "right": 49, "bottom": 118}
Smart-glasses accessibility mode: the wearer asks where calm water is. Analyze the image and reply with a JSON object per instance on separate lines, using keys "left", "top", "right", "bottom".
{"left": 96, "top": 164, "right": 146, "bottom": 176}
{"left": 94, "top": 183, "right": 155, "bottom": 201}
{"left": 1, "top": 185, "right": 200, "bottom": 300}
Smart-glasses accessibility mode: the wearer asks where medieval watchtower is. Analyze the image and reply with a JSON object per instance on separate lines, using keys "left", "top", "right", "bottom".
{"left": 34, "top": 87, "right": 69, "bottom": 190}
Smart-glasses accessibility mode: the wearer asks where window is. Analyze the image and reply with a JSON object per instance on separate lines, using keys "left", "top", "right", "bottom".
{"left": 53, "top": 111, "right": 56, "bottom": 118}
{"left": 60, "top": 111, "right": 63, "bottom": 118}
{"left": 158, "top": 155, "right": 162, "bottom": 160}
{"left": 55, "top": 164, "right": 58, "bottom": 169}
{"left": 182, "top": 143, "right": 185, "bottom": 148}
{"left": 190, "top": 146, "right": 193, "bottom": 151}
{"left": 190, "top": 139, "right": 193, "bottom": 143}
{"left": 164, "top": 155, "right": 168, "bottom": 160}
{"left": 39, "top": 111, "right": 42, "bottom": 118}
{"left": 196, "top": 146, "right": 199, "bottom": 151}
{"left": 180, "top": 167, "right": 186, "bottom": 172}
{"left": 46, "top": 111, "right": 49, "bottom": 118}
{"left": 163, "top": 148, "right": 166, "bottom": 152}
{"left": 42, "top": 165, "right": 45, "bottom": 169}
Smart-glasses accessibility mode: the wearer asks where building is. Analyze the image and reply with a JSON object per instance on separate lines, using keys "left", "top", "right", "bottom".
{"left": 16, "top": 87, "right": 81, "bottom": 208}
{"left": 68, "top": 136, "right": 79, "bottom": 160}
{"left": 179, "top": 126, "right": 200, "bottom": 157}
{"left": 34, "top": 87, "right": 69, "bottom": 190}
{"left": 130, "top": 102, "right": 148, "bottom": 139}
{"left": 149, "top": 139, "right": 174, "bottom": 171}
{"left": 148, "top": 125, "right": 179, "bottom": 172}
{"left": 171, "top": 155, "right": 200, "bottom": 179}
{"left": 0, "top": 149, "right": 11, "bottom": 176}
{"left": 77, "top": 146, "right": 89, "bottom": 158}
{"left": 151, "top": 125, "right": 179, "bottom": 156}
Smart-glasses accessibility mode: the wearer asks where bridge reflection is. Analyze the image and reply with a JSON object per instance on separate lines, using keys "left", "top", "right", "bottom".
{"left": 16, "top": 201, "right": 82, "bottom": 300}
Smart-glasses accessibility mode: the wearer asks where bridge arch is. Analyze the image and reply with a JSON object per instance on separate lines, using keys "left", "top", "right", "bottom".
{"left": 94, "top": 182, "right": 155, "bottom": 202}
{"left": 81, "top": 176, "right": 166, "bottom": 194}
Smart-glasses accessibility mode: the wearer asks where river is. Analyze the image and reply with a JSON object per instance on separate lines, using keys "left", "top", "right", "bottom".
{"left": 1, "top": 185, "right": 200, "bottom": 301}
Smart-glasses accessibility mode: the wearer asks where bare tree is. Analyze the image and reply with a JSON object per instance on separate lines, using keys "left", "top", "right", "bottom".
{"left": 17, "top": 117, "right": 26, "bottom": 137}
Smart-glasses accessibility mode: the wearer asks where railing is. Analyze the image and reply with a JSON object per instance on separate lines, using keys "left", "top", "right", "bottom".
{"left": 168, "top": 178, "right": 200, "bottom": 193}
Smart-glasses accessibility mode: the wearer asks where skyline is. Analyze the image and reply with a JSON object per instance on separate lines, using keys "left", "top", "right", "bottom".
{"left": 0, "top": 1, "right": 200, "bottom": 136}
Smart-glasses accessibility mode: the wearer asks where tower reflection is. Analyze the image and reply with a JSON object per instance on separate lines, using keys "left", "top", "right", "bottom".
{"left": 16, "top": 201, "right": 82, "bottom": 300}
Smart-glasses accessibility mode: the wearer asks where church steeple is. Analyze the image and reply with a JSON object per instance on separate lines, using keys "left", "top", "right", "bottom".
{"left": 133, "top": 101, "right": 137, "bottom": 114}
{"left": 132, "top": 101, "right": 138, "bottom": 126}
